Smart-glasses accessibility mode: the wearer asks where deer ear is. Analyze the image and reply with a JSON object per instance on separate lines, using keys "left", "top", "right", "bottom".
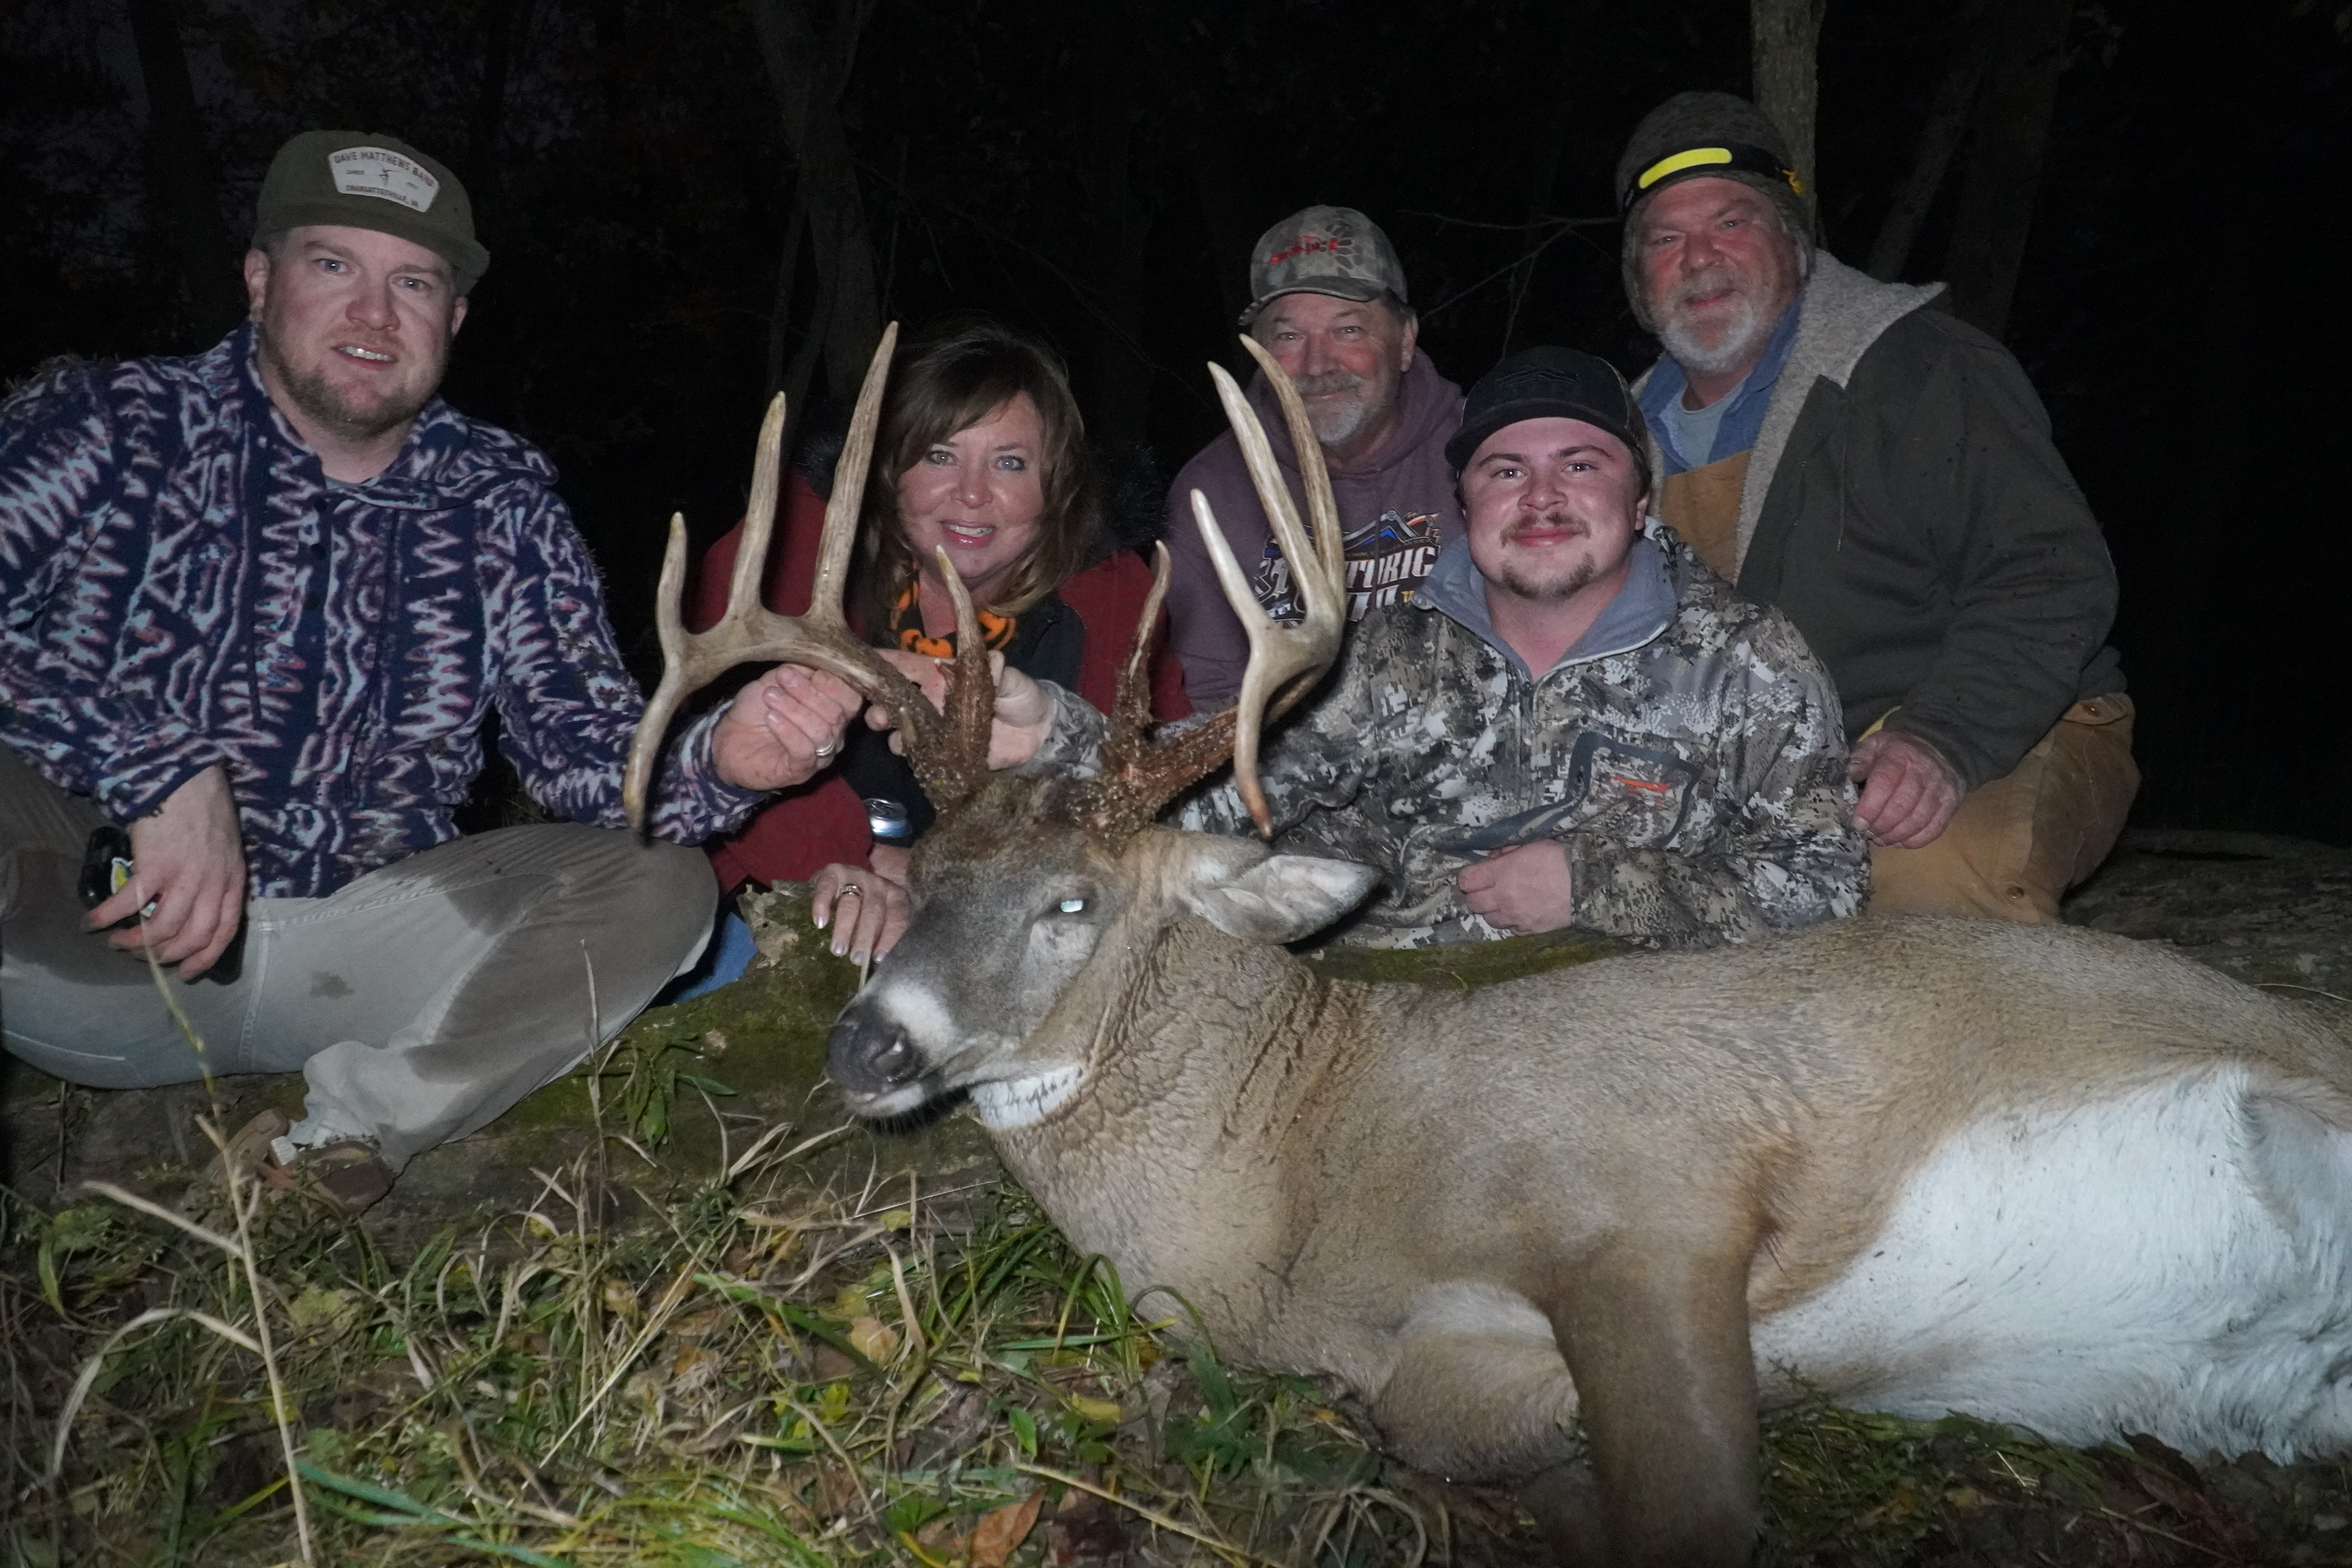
{"left": 1185, "top": 855, "right": 1381, "bottom": 944}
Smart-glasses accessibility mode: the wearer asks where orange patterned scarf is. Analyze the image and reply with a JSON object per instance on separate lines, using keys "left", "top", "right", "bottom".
{"left": 889, "top": 583, "right": 1017, "bottom": 658}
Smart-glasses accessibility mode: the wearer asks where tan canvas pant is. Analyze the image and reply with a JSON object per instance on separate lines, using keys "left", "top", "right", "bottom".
{"left": 1658, "top": 452, "right": 2138, "bottom": 924}
{"left": 1867, "top": 695, "right": 2139, "bottom": 922}
{"left": 0, "top": 748, "right": 714, "bottom": 1169}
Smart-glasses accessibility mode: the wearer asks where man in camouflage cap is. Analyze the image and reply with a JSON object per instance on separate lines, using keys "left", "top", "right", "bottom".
{"left": 995, "top": 345, "right": 1866, "bottom": 951}
{"left": 0, "top": 131, "right": 855, "bottom": 1210}
{"left": 1160, "top": 205, "right": 1466, "bottom": 710}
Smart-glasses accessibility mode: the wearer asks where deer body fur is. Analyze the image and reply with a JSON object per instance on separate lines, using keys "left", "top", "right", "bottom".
{"left": 829, "top": 807, "right": 2352, "bottom": 1566}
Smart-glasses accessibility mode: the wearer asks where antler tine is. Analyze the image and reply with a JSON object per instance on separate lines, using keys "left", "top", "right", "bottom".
{"left": 623, "top": 323, "right": 940, "bottom": 831}
{"left": 726, "top": 392, "right": 790, "bottom": 624}
{"left": 897, "top": 546, "right": 996, "bottom": 813}
{"left": 1091, "top": 542, "right": 1175, "bottom": 791}
{"left": 1236, "top": 335, "right": 1344, "bottom": 619}
{"left": 1201, "top": 346, "right": 1347, "bottom": 835}
{"left": 1108, "top": 543, "right": 1174, "bottom": 744}
{"left": 809, "top": 321, "right": 894, "bottom": 641}
{"left": 623, "top": 511, "right": 700, "bottom": 828}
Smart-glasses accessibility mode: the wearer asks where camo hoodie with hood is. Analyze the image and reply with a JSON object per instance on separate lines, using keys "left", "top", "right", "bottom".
{"left": 1038, "top": 525, "right": 1868, "bottom": 949}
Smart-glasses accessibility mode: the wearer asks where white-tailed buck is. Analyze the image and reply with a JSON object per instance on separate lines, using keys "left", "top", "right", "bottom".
{"left": 628, "top": 333, "right": 2352, "bottom": 1567}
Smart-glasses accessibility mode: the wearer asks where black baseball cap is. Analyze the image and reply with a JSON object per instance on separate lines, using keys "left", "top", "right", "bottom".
{"left": 1444, "top": 347, "right": 1643, "bottom": 473}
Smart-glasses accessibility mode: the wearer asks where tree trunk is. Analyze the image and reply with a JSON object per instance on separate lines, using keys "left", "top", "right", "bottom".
{"left": 126, "top": 0, "right": 242, "bottom": 344}
{"left": 1864, "top": 0, "right": 1989, "bottom": 282}
{"left": 1077, "top": 16, "right": 1153, "bottom": 451}
{"left": 1187, "top": 123, "right": 1259, "bottom": 338}
{"left": 745, "top": 0, "right": 882, "bottom": 403}
{"left": 1749, "top": 0, "right": 1826, "bottom": 231}
{"left": 1941, "top": 0, "right": 2073, "bottom": 339}
{"left": 465, "top": 0, "right": 534, "bottom": 220}
{"left": 764, "top": 198, "right": 810, "bottom": 397}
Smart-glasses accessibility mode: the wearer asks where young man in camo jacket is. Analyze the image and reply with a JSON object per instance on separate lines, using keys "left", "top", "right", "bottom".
{"left": 1009, "top": 346, "right": 1867, "bottom": 950}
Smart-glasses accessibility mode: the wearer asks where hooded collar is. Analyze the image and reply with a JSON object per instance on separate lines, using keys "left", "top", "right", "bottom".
{"left": 1630, "top": 251, "right": 1945, "bottom": 575}
{"left": 1412, "top": 530, "right": 1675, "bottom": 681}
{"left": 207, "top": 321, "right": 555, "bottom": 510}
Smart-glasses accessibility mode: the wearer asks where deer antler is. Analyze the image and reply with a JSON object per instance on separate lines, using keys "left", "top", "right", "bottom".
{"left": 622, "top": 322, "right": 996, "bottom": 830}
{"left": 1074, "top": 336, "right": 1345, "bottom": 838}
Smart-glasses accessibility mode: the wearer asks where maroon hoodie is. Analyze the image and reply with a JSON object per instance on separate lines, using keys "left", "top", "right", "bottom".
{"left": 1162, "top": 349, "right": 1465, "bottom": 708}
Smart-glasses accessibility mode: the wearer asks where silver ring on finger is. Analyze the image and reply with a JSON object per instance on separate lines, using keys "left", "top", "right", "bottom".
{"left": 836, "top": 884, "right": 863, "bottom": 901}
{"left": 813, "top": 740, "right": 838, "bottom": 758}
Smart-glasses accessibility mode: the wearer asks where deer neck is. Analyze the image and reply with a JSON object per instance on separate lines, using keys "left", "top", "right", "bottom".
{"left": 987, "top": 920, "right": 1365, "bottom": 1321}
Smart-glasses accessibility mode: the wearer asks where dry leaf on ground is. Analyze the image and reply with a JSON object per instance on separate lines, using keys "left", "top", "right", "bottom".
{"left": 969, "top": 1487, "right": 1046, "bottom": 1568}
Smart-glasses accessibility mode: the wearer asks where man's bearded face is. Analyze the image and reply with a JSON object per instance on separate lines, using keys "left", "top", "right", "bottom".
{"left": 1633, "top": 178, "right": 1804, "bottom": 381}
{"left": 249, "top": 225, "right": 466, "bottom": 447}
{"left": 1250, "top": 291, "right": 1417, "bottom": 458}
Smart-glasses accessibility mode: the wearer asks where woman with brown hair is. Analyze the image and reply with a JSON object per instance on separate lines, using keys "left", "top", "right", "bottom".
{"left": 687, "top": 318, "right": 1188, "bottom": 973}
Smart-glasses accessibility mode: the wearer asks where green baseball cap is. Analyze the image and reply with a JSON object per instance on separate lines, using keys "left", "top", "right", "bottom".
{"left": 252, "top": 130, "right": 489, "bottom": 293}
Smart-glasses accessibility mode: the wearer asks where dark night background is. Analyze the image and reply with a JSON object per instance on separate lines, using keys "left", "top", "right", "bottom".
{"left": 3, "top": 0, "right": 2345, "bottom": 840}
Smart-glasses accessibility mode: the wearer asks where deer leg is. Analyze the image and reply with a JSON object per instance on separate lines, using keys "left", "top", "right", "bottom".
{"left": 1368, "top": 1281, "right": 1584, "bottom": 1481}
{"left": 1539, "top": 1236, "right": 1761, "bottom": 1568}
{"left": 1515, "top": 1461, "right": 1605, "bottom": 1568}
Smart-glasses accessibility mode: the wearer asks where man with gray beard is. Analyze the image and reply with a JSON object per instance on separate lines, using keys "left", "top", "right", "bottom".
{"left": 1161, "top": 206, "right": 1465, "bottom": 708}
{"left": 1616, "top": 91, "right": 2132, "bottom": 924}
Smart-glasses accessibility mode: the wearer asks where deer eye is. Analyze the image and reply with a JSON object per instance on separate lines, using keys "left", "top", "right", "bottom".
{"left": 1057, "top": 898, "right": 1087, "bottom": 915}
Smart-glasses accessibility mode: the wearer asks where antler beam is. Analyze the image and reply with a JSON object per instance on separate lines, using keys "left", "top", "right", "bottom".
{"left": 622, "top": 321, "right": 995, "bottom": 830}
{"left": 1074, "top": 337, "right": 1346, "bottom": 838}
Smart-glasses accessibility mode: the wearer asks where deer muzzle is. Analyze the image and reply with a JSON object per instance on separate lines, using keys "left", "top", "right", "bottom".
{"left": 826, "top": 1000, "right": 929, "bottom": 1109}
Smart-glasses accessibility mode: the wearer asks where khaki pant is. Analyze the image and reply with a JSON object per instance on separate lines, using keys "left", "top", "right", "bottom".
{"left": 1867, "top": 695, "right": 2139, "bottom": 923}
{"left": 0, "top": 748, "right": 713, "bottom": 1169}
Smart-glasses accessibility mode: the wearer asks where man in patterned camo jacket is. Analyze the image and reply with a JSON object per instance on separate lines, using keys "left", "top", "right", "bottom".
{"left": 0, "top": 132, "right": 859, "bottom": 1210}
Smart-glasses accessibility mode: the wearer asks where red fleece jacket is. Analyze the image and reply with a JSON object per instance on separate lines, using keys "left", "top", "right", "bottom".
{"left": 690, "top": 470, "right": 1191, "bottom": 889}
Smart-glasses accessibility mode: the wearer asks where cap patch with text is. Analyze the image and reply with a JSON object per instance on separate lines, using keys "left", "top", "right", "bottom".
{"left": 328, "top": 146, "right": 441, "bottom": 214}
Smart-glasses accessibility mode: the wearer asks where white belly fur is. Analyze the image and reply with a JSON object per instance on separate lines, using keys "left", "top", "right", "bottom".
{"left": 1753, "top": 1065, "right": 2352, "bottom": 1458}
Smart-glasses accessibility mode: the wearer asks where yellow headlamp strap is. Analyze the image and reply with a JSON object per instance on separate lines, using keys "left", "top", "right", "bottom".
{"left": 1621, "top": 141, "right": 1804, "bottom": 214}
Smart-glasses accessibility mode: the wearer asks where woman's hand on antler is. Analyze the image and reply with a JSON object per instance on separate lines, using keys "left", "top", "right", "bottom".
{"left": 710, "top": 664, "right": 865, "bottom": 791}
{"left": 869, "top": 649, "right": 1056, "bottom": 769}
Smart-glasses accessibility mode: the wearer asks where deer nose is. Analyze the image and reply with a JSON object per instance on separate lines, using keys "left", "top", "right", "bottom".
{"left": 826, "top": 1009, "right": 926, "bottom": 1096}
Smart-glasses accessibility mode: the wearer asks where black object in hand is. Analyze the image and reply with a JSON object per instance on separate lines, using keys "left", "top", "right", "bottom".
{"left": 77, "top": 824, "right": 142, "bottom": 928}
{"left": 76, "top": 823, "right": 245, "bottom": 983}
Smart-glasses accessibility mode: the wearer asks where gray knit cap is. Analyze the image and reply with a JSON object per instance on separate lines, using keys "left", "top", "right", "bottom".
{"left": 1615, "top": 91, "right": 1811, "bottom": 328}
